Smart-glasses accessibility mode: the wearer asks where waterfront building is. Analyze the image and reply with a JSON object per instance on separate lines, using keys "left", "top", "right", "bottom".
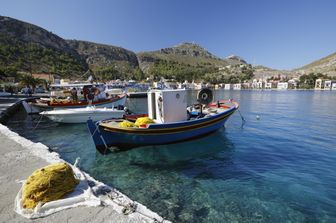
{"left": 315, "top": 79, "right": 325, "bottom": 89}
{"left": 267, "top": 81, "right": 279, "bottom": 89}
{"left": 324, "top": 80, "right": 336, "bottom": 90}
{"left": 251, "top": 79, "right": 259, "bottom": 89}
{"left": 217, "top": 83, "right": 225, "bottom": 89}
{"left": 332, "top": 83, "right": 336, "bottom": 90}
{"left": 32, "top": 73, "right": 55, "bottom": 84}
{"left": 206, "top": 83, "right": 214, "bottom": 88}
{"left": 60, "top": 79, "right": 70, "bottom": 85}
{"left": 242, "top": 82, "right": 251, "bottom": 89}
{"left": 277, "top": 82, "right": 288, "bottom": 90}
{"left": 233, "top": 83, "right": 241, "bottom": 90}
{"left": 256, "top": 79, "right": 265, "bottom": 89}
{"left": 265, "top": 82, "right": 272, "bottom": 89}
{"left": 224, "top": 84, "right": 233, "bottom": 90}
{"left": 192, "top": 82, "right": 205, "bottom": 90}
{"left": 288, "top": 78, "right": 299, "bottom": 89}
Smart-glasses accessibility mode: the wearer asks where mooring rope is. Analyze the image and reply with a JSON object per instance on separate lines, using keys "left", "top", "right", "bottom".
{"left": 32, "top": 114, "right": 44, "bottom": 131}
{"left": 106, "top": 191, "right": 167, "bottom": 222}
{"left": 237, "top": 109, "right": 246, "bottom": 126}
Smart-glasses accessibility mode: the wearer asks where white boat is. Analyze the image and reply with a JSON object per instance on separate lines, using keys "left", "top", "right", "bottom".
{"left": 40, "top": 106, "right": 125, "bottom": 123}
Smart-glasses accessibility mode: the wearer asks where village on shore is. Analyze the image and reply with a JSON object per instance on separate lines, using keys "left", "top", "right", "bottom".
{"left": 1, "top": 73, "right": 336, "bottom": 96}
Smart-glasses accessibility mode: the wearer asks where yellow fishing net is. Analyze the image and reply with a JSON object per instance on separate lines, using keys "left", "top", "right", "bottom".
{"left": 118, "top": 120, "right": 135, "bottom": 128}
{"left": 134, "top": 117, "right": 155, "bottom": 127}
{"left": 22, "top": 163, "right": 79, "bottom": 209}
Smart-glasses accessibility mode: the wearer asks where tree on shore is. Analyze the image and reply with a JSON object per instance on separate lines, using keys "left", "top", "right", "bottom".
{"left": 20, "top": 74, "right": 43, "bottom": 90}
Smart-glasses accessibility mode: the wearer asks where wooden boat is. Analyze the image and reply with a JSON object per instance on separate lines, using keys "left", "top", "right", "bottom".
{"left": 87, "top": 89, "right": 238, "bottom": 154}
{"left": 30, "top": 94, "right": 127, "bottom": 111}
{"left": 40, "top": 106, "right": 125, "bottom": 124}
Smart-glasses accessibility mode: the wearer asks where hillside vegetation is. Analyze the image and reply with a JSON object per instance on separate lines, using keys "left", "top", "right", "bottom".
{"left": 0, "top": 16, "right": 87, "bottom": 78}
{"left": 296, "top": 52, "right": 336, "bottom": 76}
{"left": 137, "top": 42, "right": 250, "bottom": 82}
{"left": 67, "top": 40, "right": 144, "bottom": 80}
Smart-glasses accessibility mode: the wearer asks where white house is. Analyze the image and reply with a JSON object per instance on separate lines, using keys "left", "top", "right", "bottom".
{"left": 323, "top": 80, "right": 336, "bottom": 90}
{"left": 332, "top": 83, "right": 336, "bottom": 90}
{"left": 315, "top": 79, "right": 324, "bottom": 89}
{"left": 218, "top": 83, "right": 225, "bottom": 89}
{"left": 193, "top": 82, "right": 205, "bottom": 90}
{"left": 233, "top": 83, "right": 241, "bottom": 90}
{"left": 288, "top": 78, "right": 299, "bottom": 89}
{"left": 242, "top": 83, "right": 251, "bottom": 89}
{"left": 265, "top": 82, "right": 272, "bottom": 89}
{"left": 277, "top": 82, "right": 288, "bottom": 90}
{"left": 224, "top": 84, "right": 233, "bottom": 90}
{"left": 251, "top": 79, "right": 259, "bottom": 89}
{"left": 257, "top": 80, "right": 265, "bottom": 89}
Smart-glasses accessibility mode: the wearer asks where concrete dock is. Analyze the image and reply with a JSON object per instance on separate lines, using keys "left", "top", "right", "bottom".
{"left": 0, "top": 97, "right": 168, "bottom": 223}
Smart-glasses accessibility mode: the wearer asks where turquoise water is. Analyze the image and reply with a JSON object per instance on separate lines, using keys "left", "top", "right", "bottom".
{"left": 7, "top": 90, "right": 336, "bottom": 222}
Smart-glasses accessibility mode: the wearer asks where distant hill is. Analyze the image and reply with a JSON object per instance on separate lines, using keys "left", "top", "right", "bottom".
{"left": 2, "top": 15, "right": 335, "bottom": 82}
{"left": 295, "top": 52, "right": 336, "bottom": 76}
{"left": 0, "top": 15, "right": 251, "bottom": 82}
{"left": 252, "top": 65, "right": 294, "bottom": 80}
{"left": 137, "top": 42, "right": 246, "bottom": 73}
{"left": 67, "top": 40, "right": 142, "bottom": 80}
{"left": 136, "top": 42, "right": 248, "bottom": 81}
{"left": 225, "top": 55, "right": 247, "bottom": 64}
{"left": 252, "top": 52, "right": 336, "bottom": 80}
{"left": 0, "top": 16, "right": 88, "bottom": 78}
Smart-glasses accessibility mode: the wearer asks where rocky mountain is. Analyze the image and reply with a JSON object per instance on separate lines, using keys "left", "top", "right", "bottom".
{"left": 225, "top": 55, "right": 247, "bottom": 64}
{"left": 252, "top": 52, "right": 336, "bottom": 80}
{"left": 252, "top": 65, "right": 294, "bottom": 80}
{"left": 2, "top": 15, "right": 335, "bottom": 82}
{"left": 0, "top": 15, "right": 250, "bottom": 82}
{"left": 67, "top": 40, "right": 139, "bottom": 72}
{"left": 295, "top": 52, "right": 336, "bottom": 76}
{"left": 0, "top": 16, "right": 88, "bottom": 77}
{"left": 137, "top": 42, "right": 246, "bottom": 76}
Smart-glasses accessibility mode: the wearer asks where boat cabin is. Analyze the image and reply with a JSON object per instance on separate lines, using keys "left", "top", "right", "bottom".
{"left": 147, "top": 89, "right": 187, "bottom": 124}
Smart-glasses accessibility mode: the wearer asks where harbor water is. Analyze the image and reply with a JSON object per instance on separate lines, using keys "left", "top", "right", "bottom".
{"left": 6, "top": 90, "right": 336, "bottom": 222}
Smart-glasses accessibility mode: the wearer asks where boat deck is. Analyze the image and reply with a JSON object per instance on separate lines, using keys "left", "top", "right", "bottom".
{"left": 99, "top": 106, "right": 231, "bottom": 130}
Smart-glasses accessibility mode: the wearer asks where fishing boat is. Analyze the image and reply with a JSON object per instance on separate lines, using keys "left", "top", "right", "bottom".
{"left": 40, "top": 106, "right": 125, "bottom": 124}
{"left": 29, "top": 83, "right": 127, "bottom": 111}
{"left": 87, "top": 88, "right": 239, "bottom": 154}
{"left": 31, "top": 95, "right": 126, "bottom": 110}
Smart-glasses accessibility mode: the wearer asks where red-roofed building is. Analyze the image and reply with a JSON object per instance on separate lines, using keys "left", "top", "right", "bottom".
{"left": 32, "top": 74, "right": 55, "bottom": 83}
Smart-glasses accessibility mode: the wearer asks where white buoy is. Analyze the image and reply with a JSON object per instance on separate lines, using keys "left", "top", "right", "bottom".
{"left": 256, "top": 115, "right": 260, "bottom": 120}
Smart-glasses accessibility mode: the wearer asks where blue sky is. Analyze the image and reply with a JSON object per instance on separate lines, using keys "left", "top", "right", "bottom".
{"left": 1, "top": 0, "right": 335, "bottom": 69}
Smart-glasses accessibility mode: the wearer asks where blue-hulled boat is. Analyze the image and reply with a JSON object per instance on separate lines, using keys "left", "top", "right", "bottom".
{"left": 87, "top": 88, "right": 239, "bottom": 154}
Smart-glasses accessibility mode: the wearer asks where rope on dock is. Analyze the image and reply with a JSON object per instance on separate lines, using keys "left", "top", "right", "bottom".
{"left": 106, "top": 191, "right": 168, "bottom": 222}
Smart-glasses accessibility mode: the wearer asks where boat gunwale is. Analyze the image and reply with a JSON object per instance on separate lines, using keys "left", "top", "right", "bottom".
{"left": 32, "top": 94, "right": 126, "bottom": 108}
{"left": 99, "top": 104, "right": 238, "bottom": 134}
